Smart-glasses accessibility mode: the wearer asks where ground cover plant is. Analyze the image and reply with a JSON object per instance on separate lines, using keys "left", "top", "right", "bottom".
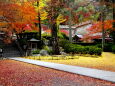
{"left": 59, "top": 39, "right": 102, "bottom": 55}
{"left": 24, "top": 52, "right": 115, "bottom": 72}
{"left": 0, "top": 60, "right": 115, "bottom": 86}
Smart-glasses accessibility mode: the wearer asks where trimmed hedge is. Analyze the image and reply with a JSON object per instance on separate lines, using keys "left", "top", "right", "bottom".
{"left": 96, "top": 43, "right": 115, "bottom": 53}
{"left": 59, "top": 39, "right": 102, "bottom": 55}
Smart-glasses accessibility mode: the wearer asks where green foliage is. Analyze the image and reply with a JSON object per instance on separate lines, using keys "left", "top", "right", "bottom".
{"left": 110, "top": 31, "right": 115, "bottom": 43}
{"left": 90, "top": 13, "right": 100, "bottom": 20}
{"left": 104, "top": 43, "right": 113, "bottom": 52}
{"left": 38, "top": 40, "right": 45, "bottom": 49}
{"left": 43, "top": 46, "right": 49, "bottom": 50}
{"left": 96, "top": 44, "right": 102, "bottom": 48}
{"left": 61, "top": 33, "right": 69, "bottom": 40}
{"left": 86, "top": 46, "right": 102, "bottom": 55}
{"left": 32, "top": 49, "right": 40, "bottom": 54}
{"left": 59, "top": 39, "right": 71, "bottom": 48}
{"left": 59, "top": 39, "right": 102, "bottom": 55}
{"left": 18, "top": 39, "right": 27, "bottom": 45}
{"left": 58, "top": 33, "right": 69, "bottom": 39}
{"left": 97, "top": 43, "right": 113, "bottom": 52}
{"left": 96, "top": 43, "right": 115, "bottom": 53}
{"left": 83, "top": 7, "right": 89, "bottom": 12}
{"left": 76, "top": 7, "right": 83, "bottom": 12}
{"left": 58, "top": 33, "right": 64, "bottom": 39}
{"left": 42, "top": 32, "right": 68, "bottom": 39}
{"left": 43, "top": 46, "right": 53, "bottom": 54}
{"left": 112, "top": 45, "right": 115, "bottom": 53}
{"left": 0, "top": 45, "right": 3, "bottom": 49}
{"left": 42, "top": 33, "right": 51, "bottom": 37}
{"left": 78, "top": 15, "right": 84, "bottom": 22}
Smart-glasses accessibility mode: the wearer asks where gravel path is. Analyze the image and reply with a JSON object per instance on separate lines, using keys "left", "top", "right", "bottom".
{"left": 0, "top": 60, "right": 115, "bottom": 86}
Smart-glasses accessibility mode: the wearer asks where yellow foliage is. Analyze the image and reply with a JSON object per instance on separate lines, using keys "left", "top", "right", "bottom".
{"left": 56, "top": 14, "right": 66, "bottom": 24}
{"left": 33, "top": 0, "right": 48, "bottom": 21}
{"left": 24, "top": 52, "right": 115, "bottom": 72}
{"left": 40, "top": 10, "right": 48, "bottom": 20}
{"left": 34, "top": 0, "right": 47, "bottom": 11}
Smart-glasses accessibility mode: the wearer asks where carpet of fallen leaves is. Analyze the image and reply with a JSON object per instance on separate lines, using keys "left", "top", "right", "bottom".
{"left": 0, "top": 60, "right": 115, "bottom": 86}
{"left": 41, "top": 52, "right": 115, "bottom": 72}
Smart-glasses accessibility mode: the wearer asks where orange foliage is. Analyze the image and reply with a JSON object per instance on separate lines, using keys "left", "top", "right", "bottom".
{"left": 82, "top": 20, "right": 115, "bottom": 41}
{"left": 0, "top": 2, "right": 38, "bottom": 33}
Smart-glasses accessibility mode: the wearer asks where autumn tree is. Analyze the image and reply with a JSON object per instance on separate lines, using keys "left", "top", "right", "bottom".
{"left": 33, "top": 0, "right": 49, "bottom": 40}
{"left": 92, "top": 0, "right": 115, "bottom": 50}
{"left": 0, "top": 1, "right": 38, "bottom": 34}
{"left": 82, "top": 20, "right": 114, "bottom": 41}
{"left": 43, "top": 0, "right": 65, "bottom": 54}
{"left": 42, "top": 0, "right": 96, "bottom": 54}
{"left": 64, "top": 0, "right": 96, "bottom": 42}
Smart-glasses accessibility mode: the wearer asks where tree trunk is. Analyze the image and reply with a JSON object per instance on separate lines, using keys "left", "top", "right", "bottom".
{"left": 38, "top": 15, "right": 41, "bottom": 40}
{"left": 51, "top": 23, "right": 60, "bottom": 55}
{"left": 68, "top": 10, "right": 72, "bottom": 43}
{"left": 112, "top": 0, "right": 115, "bottom": 43}
{"left": 110, "top": 0, "right": 115, "bottom": 43}
{"left": 102, "top": 23, "right": 105, "bottom": 51}
{"left": 37, "top": 1, "right": 41, "bottom": 40}
{"left": 101, "top": 0, "right": 105, "bottom": 51}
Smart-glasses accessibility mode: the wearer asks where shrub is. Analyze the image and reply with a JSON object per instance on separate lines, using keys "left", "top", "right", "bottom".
{"left": 112, "top": 45, "right": 115, "bottom": 53}
{"left": 96, "top": 43, "right": 114, "bottom": 52}
{"left": 43, "top": 46, "right": 49, "bottom": 50}
{"left": 61, "top": 33, "right": 69, "bottom": 40}
{"left": 32, "top": 49, "right": 40, "bottom": 54}
{"left": 104, "top": 43, "right": 113, "bottom": 52}
{"left": 73, "top": 45, "right": 84, "bottom": 54}
{"left": 42, "top": 33, "right": 51, "bottom": 38}
{"left": 58, "top": 33, "right": 64, "bottom": 39}
{"left": 87, "top": 46, "right": 102, "bottom": 55}
{"left": 59, "top": 39, "right": 70, "bottom": 48}
{"left": 77, "top": 46, "right": 102, "bottom": 55}
{"left": 64, "top": 44, "right": 76, "bottom": 53}
{"left": 43, "top": 46, "right": 53, "bottom": 54}
{"left": 95, "top": 44, "right": 102, "bottom": 48}
{"left": 59, "top": 39, "right": 102, "bottom": 55}
{"left": 97, "top": 43, "right": 115, "bottom": 52}
{"left": 95, "top": 48, "right": 102, "bottom": 55}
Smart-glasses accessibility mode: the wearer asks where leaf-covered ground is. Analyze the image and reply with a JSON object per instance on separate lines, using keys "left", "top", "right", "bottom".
{"left": 30, "top": 52, "right": 115, "bottom": 72}
{"left": 0, "top": 60, "right": 115, "bottom": 86}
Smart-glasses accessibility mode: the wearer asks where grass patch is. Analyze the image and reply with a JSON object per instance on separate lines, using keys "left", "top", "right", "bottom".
{"left": 23, "top": 52, "right": 115, "bottom": 72}
{"left": 23, "top": 55, "right": 80, "bottom": 60}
